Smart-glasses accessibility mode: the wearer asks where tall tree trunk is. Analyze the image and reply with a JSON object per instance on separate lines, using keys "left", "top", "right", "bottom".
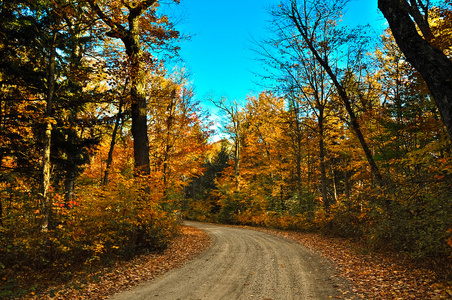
{"left": 88, "top": 1, "right": 155, "bottom": 176}
{"left": 129, "top": 43, "right": 150, "bottom": 175}
{"left": 322, "top": 56, "right": 384, "bottom": 186}
{"left": 318, "top": 114, "right": 329, "bottom": 210}
{"left": 63, "top": 22, "right": 83, "bottom": 202}
{"left": 40, "top": 113, "right": 52, "bottom": 231}
{"left": 40, "top": 32, "right": 56, "bottom": 232}
{"left": 338, "top": 86, "right": 385, "bottom": 187}
{"left": 293, "top": 104, "right": 303, "bottom": 194}
{"left": 378, "top": 0, "right": 452, "bottom": 141}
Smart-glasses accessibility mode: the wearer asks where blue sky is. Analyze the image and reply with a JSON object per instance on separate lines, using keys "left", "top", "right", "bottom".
{"left": 168, "top": 0, "right": 387, "bottom": 110}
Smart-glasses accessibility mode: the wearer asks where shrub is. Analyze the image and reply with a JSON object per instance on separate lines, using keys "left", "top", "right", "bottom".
{"left": 0, "top": 176, "right": 179, "bottom": 297}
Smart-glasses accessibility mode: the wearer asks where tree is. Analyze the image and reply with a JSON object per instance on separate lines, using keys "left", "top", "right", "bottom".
{"left": 274, "top": 0, "right": 385, "bottom": 187}
{"left": 148, "top": 69, "right": 211, "bottom": 196}
{"left": 242, "top": 92, "right": 292, "bottom": 212}
{"left": 185, "top": 140, "right": 230, "bottom": 217}
{"left": 378, "top": 0, "right": 452, "bottom": 141}
{"left": 212, "top": 98, "right": 247, "bottom": 191}
{"left": 0, "top": 0, "right": 98, "bottom": 230}
{"left": 88, "top": 0, "right": 180, "bottom": 176}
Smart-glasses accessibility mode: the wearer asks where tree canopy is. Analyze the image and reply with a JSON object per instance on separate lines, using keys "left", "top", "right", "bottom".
{"left": 1, "top": 0, "right": 451, "bottom": 297}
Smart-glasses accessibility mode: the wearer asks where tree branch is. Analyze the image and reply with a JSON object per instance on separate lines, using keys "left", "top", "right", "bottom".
{"left": 86, "top": 0, "right": 127, "bottom": 39}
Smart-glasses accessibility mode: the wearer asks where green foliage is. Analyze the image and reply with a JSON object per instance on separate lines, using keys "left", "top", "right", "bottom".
{"left": 326, "top": 197, "right": 373, "bottom": 239}
{"left": 369, "top": 187, "right": 452, "bottom": 259}
{"left": 184, "top": 141, "right": 231, "bottom": 221}
{"left": 216, "top": 200, "right": 240, "bottom": 224}
{"left": 286, "top": 189, "right": 318, "bottom": 218}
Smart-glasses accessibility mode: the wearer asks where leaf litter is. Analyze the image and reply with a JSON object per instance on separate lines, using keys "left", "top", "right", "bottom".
{"left": 251, "top": 227, "right": 452, "bottom": 300}
{"left": 20, "top": 224, "right": 452, "bottom": 300}
{"left": 21, "top": 226, "right": 211, "bottom": 300}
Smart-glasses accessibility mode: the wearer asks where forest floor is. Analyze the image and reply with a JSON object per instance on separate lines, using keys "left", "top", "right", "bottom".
{"left": 18, "top": 226, "right": 212, "bottom": 300}
{"left": 19, "top": 222, "right": 452, "bottom": 300}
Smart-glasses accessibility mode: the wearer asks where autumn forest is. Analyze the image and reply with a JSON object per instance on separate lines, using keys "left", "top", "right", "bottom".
{"left": 1, "top": 0, "right": 452, "bottom": 298}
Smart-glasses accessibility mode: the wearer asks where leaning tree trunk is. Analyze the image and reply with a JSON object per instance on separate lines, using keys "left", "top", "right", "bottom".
{"left": 288, "top": 2, "right": 385, "bottom": 187}
{"left": 316, "top": 53, "right": 384, "bottom": 187}
{"left": 378, "top": 0, "right": 452, "bottom": 141}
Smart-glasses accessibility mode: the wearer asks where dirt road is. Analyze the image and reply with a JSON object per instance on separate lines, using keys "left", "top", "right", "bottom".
{"left": 110, "top": 222, "right": 355, "bottom": 300}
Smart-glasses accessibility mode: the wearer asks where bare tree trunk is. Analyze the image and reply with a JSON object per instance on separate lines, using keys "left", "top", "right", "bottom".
{"left": 40, "top": 117, "right": 52, "bottom": 230}
{"left": 378, "top": 0, "right": 452, "bottom": 141}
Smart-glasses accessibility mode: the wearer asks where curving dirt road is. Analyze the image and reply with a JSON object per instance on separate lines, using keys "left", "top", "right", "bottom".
{"left": 110, "top": 222, "right": 355, "bottom": 300}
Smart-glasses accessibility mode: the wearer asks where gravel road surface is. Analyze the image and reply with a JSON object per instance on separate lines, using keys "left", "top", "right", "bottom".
{"left": 110, "top": 221, "right": 353, "bottom": 300}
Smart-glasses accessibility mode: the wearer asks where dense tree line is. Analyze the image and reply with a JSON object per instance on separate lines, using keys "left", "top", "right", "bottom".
{"left": 185, "top": 0, "right": 452, "bottom": 266}
{"left": 1, "top": 0, "right": 452, "bottom": 297}
{"left": 0, "top": 1, "right": 210, "bottom": 297}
